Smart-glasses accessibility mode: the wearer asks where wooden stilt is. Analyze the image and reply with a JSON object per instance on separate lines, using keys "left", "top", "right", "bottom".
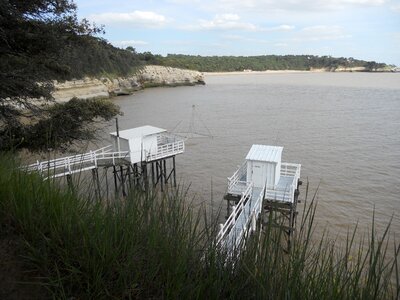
{"left": 120, "top": 165, "right": 126, "bottom": 197}
{"left": 156, "top": 161, "right": 160, "bottom": 185}
{"left": 113, "top": 165, "right": 118, "bottom": 198}
{"left": 163, "top": 159, "right": 167, "bottom": 184}
{"left": 151, "top": 162, "right": 155, "bottom": 187}
{"left": 105, "top": 167, "right": 109, "bottom": 205}
{"left": 92, "top": 168, "right": 101, "bottom": 201}
{"left": 127, "top": 165, "right": 132, "bottom": 190}
{"left": 66, "top": 174, "right": 74, "bottom": 193}
{"left": 173, "top": 156, "right": 176, "bottom": 187}
{"left": 159, "top": 161, "right": 164, "bottom": 191}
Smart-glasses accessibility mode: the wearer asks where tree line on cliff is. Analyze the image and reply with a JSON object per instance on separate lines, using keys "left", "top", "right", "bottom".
{"left": 157, "top": 54, "right": 389, "bottom": 72}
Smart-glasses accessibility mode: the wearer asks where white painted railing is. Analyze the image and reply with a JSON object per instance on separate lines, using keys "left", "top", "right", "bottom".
{"left": 219, "top": 160, "right": 301, "bottom": 252}
{"left": 265, "top": 185, "right": 294, "bottom": 203}
{"left": 227, "top": 162, "right": 247, "bottom": 194}
{"left": 217, "top": 183, "right": 254, "bottom": 250}
{"left": 25, "top": 145, "right": 130, "bottom": 179}
{"left": 281, "top": 163, "right": 301, "bottom": 182}
{"left": 247, "top": 186, "right": 265, "bottom": 232}
{"left": 262, "top": 163, "right": 300, "bottom": 203}
{"left": 146, "top": 140, "right": 185, "bottom": 162}
{"left": 25, "top": 138, "right": 186, "bottom": 179}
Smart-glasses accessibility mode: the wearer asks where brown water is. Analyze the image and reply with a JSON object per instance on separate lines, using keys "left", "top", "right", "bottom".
{"left": 101, "top": 72, "right": 400, "bottom": 239}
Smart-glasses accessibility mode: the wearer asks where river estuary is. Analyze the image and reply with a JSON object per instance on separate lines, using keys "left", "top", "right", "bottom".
{"left": 100, "top": 72, "right": 400, "bottom": 241}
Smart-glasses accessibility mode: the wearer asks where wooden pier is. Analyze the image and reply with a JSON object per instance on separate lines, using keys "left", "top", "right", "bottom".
{"left": 26, "top": 133, "right": 301, "bottom": 254}
{"left": 218, "top": 145, "right": 301, "bottom": 253}
{"left": 26, "top": 125, "right": 185, "bottom": 196}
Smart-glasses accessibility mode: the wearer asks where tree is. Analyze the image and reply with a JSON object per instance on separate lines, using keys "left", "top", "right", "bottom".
{"left": 126, "top": 46, "right": 137, "bottom": 54}
{"left": 0, "top": 98, "right": 121, "bottom": 151}
{"left": 0, "top": 0, "right": 121, "bottom": 151}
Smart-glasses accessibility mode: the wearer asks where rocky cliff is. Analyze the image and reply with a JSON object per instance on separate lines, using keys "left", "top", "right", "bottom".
{"left": 53, "top": 65, "right": 205, "bottom": 102}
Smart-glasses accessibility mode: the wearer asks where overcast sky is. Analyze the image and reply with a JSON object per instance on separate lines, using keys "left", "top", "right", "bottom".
{"left": 75, "top": 0, "right": 400, "bottom": 65}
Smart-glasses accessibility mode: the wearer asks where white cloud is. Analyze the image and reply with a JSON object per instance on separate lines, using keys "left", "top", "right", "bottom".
{"left": 114, "top": 40, "right": 149, "bottom": 48}
{"left": 89, "top": 10, "right": 168, "bottom": 28}
{"left": 221, "top": 34, "right": 245, "bottom": 40}
{"left": 293, "top": 25, "right": 352, "bottom": 41}
{"left": 195, "top": 0, "right": 387, "bottom": 12}
{"left": 391, "top": 4, "right": 400, "bottom": 12}
{"left": 196, "top": 14, "right": 260, "bottom": 31}
{"left": 266, "top": 24, "right": 295, "bottom": 31}
{"left": 188, "top": 14, "right": 294, "bottom": 32}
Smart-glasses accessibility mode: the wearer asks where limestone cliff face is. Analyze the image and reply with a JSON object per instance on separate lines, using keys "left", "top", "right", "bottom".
{"left": 53, "top": 65, "right": 205, "bottom": 102}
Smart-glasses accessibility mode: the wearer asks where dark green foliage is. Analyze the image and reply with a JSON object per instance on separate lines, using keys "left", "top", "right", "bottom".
{"left": 0, "top": 0, "right": 101, "bottom": 115}
{"left": 0, "top": 159, "right": 398, "bottom": 299}
{"left": 0, "top": 0, "right": 139, "bottom": 151}
{"left": 0, "top": 98, "right": 121, "bottom": 151}
{"left": 57, "top": 37, "right": 147, "bottom": 80}
{"left": 159, "top": 54, "right": 389, "bottom": 72}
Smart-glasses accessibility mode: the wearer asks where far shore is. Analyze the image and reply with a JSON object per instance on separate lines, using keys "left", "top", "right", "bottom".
{"left": 203, "top": 69, "right": 327, "bottom": 76}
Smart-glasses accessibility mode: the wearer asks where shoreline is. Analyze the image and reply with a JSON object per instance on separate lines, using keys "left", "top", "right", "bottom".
{"left": 203, "top": 69, "right": 397, "bottom": 76}
{"left": 204, "top": 70, "right": 326, "bottom": 76}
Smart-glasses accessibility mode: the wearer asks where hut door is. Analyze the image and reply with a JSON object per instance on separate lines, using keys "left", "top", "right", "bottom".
{"left": 252, "top": 162, "right": 264, "bottom": 188}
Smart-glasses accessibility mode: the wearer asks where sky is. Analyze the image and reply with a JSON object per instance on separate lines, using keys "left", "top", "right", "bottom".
{"left": 75, "top": 0, "right": 400, "bottom": 65}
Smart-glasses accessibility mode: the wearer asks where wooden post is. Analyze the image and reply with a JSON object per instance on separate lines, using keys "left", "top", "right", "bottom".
{"left": 151, "top": 162, "right": 155, "bottom": 187}
{"left": 159, "top": 160, "right": 163, "bottom": 191}
{"left": 172, "top": 156, "right": 176, "bottom": 187}
{"left": 66, "top": 174, "right": 74, "bottom": 193}
{"left": 105, "top": 167, "right": 110, "bottom": 205}
{"left": 133, "top": 164, "right": 138, "bottom": 186}
{"left": 127, "top": 165, "right": 132, "bottom": 190}
{"left": 142, "top": 162, "right": 148, "bottom": 191}
{"left": 120, "top": 165, "right": 126, "bottom": 197}
{"left": 156, "top": 161, "right": 159, "bottom": 184}
{"left": 92, "top": 168, "right": 100, "bottom": 201}
{"left": 113, "top": 165, "right": 118, "bottom": 198}
{"left": 163, "top": 159, "right": 167, "bottom": 184}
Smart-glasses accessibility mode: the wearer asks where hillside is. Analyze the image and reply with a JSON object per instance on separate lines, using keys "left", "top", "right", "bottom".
{"left": 157, "top": 54, "right": 394, "bottom": 72}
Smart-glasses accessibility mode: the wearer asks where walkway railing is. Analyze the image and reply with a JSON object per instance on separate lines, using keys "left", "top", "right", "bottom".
{"left": 146, "top": 140, "right": 185, "bottom": 162}
{"left": 263, "top": 163, "right": 300, "bottom": 203}
{"left": 281, "top": 163, "right": 301, "bottom": 182}
{"left": 265, "top": 185, "right": 294, "bottom": 203}
{"left": 227, "top": 162, "right": 247, "bottom": 194}
{"left": 25, "top": 140, "right": 186, "bottom": 180}
{"left": 25, "top": 146, "right": 130, "bottom": 179}
{"left": 217, "top": 183, "right": 267, "bottom": 251}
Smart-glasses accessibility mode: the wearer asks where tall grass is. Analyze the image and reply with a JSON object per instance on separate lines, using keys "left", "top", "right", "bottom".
{"left": 0, "top": 156, "right": 398, "bottom": 299}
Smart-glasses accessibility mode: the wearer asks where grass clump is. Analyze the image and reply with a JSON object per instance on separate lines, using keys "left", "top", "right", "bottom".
{"left": 0, "top": 156, "right": 399, "bottom": 299}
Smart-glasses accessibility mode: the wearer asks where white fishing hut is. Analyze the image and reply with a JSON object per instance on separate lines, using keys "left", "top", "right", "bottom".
{"left": 246, "top": 145, "right": 282, "bottom": 189}
{"left": 221, "top": 144, "right": 302, "bottom": 252}
{"left": 227, "top": 144, "right": 301, "bottom": 203}
{"left": 110, "top": 125, "right": 185, "bottom": 164}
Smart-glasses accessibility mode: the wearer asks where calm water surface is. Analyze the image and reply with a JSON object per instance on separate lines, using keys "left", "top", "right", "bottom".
{"left": 102, "top": 72, "right": 400, "bottom": 239}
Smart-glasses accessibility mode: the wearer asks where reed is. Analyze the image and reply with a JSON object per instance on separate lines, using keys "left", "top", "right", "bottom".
{"left": 0, "top": 156, "right": 398, "bottom": 299}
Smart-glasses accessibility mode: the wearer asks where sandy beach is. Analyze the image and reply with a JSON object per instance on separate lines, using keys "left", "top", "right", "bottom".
{"left": 203, "top": 69, "right": 327, "bottom": 76}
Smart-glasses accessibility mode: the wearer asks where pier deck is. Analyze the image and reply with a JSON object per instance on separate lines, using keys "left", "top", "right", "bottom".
{"left": 227, "top": 162, "right": 301, "bottom": 203}
{"left": 217, "top": 184, "right": 264, "bottom": 250}
{"left": 25, "top": 135, "right": 185, "bottom": 180}
{"left": 218, "top": 145, "right": 301, "bottom": 253}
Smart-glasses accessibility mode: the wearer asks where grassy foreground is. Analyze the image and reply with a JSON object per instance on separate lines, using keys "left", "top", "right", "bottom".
{"left": 0, "top": 156, "right": 399, "bottom": 299}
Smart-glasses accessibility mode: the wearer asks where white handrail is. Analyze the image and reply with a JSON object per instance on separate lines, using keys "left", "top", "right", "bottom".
{"left": 24, "top": 145, "right": 132, "bottom": 179}
{"left": 146, "top": 140, "right": 185, "bottom": 161}
{"left": 216, "top": 182, "right": 253, "bottom": 246}
{"left": 227, "top": 162, "right": 247, "bottom": 193}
